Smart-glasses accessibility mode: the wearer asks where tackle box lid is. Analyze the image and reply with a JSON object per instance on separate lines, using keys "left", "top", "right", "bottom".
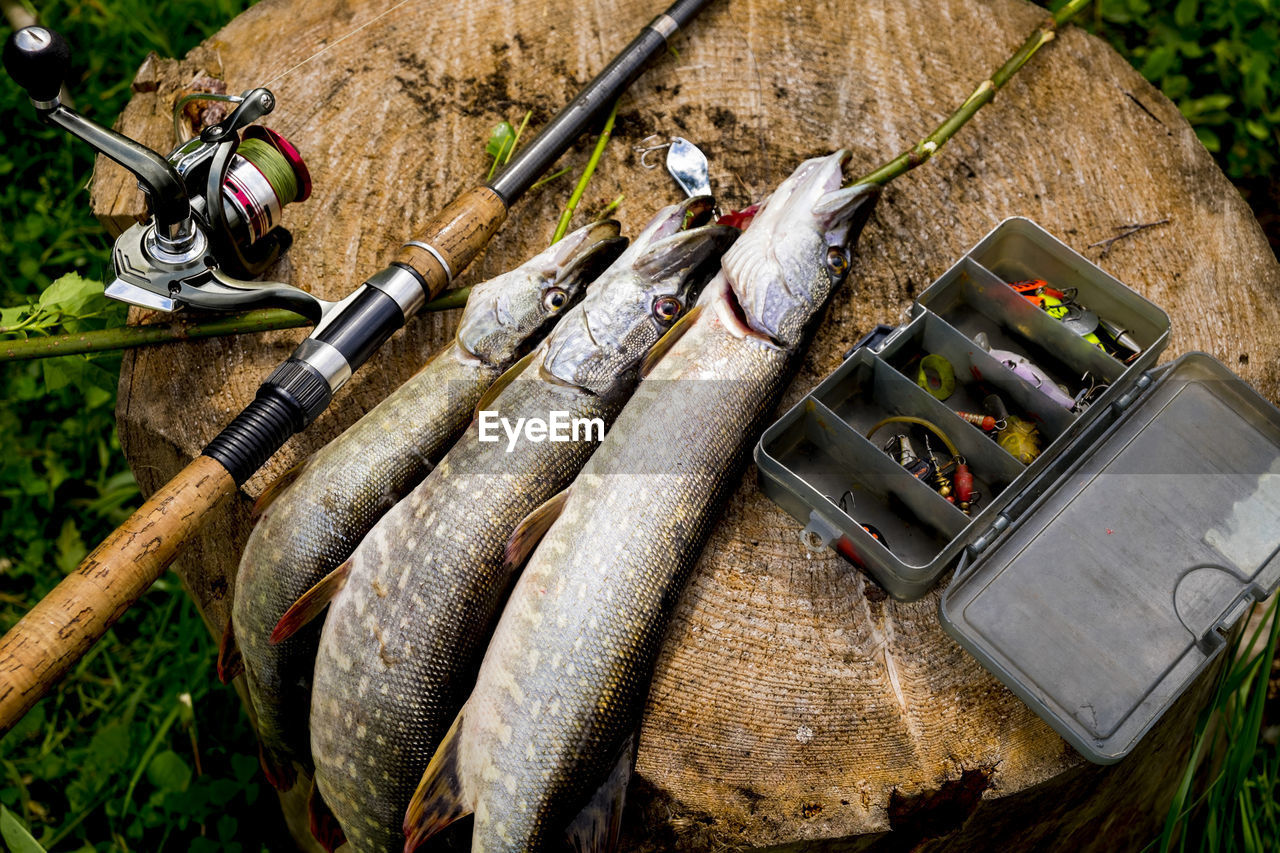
{"left": 940, "top": 351, "right": 1280, "bottom": 763}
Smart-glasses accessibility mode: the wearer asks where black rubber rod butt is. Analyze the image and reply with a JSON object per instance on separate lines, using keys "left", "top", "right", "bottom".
{"left": 488, "top": 0, "right": 715, "bottom": 204}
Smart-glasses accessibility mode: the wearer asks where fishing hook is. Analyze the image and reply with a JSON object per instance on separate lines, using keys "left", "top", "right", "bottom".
{"left": 634, "top": 134, "right": 672, "bottom": 168}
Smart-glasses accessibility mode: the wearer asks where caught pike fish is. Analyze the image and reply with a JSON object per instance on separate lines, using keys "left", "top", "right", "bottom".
{"left": 405, "top": 152, "right": 878, "bottom": 853}
{"left": 299, "top": 195, "right": 735, "bottom": 853}
{"left": 226, "top": 220, "right": 625, "bottom": 790}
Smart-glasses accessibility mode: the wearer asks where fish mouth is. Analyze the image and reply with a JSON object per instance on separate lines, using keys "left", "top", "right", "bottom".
{"left": 717, "top": 150, "right": 879, "bottom": 347}
{"left": 454, "top": 220, "right": 625, "bottom": 362}
{"left": 545, "top": 219, "right": 624, "bottom": 280}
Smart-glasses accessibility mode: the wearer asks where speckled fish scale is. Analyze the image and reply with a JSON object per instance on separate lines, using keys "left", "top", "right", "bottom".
{"left": 410, "top": 152, "right": 879, "bottom": 853}
{"left": 308, "top": 197, "right": 736, "bottom": 853}
{"left": 230, "top": 220, "right": 624, "bottom": 788}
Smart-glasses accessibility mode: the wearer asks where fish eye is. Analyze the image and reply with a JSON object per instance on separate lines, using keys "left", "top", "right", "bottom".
{"left": 653, "top": 295, "right": 683, "bottom": 323}
{"left": 543, "top": 287, "right": 569, "bottom": 312}
{"left": 827, "top": 247, "right": 849, "bottom": 275}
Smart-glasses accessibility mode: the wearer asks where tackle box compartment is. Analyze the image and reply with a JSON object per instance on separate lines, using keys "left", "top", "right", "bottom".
{"left": 755, "top": 217, "right": 1280, "bottom": 762}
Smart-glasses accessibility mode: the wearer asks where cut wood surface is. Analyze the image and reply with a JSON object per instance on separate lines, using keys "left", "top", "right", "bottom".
{"left": 91, "top": 0, "right": 1280, "bottom": 849}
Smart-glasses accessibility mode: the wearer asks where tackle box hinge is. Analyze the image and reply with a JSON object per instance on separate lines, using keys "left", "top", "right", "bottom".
{"left": 968, "top": 512, "right": 1012, "bottom": 556}
{"left": 1111, "top": 371, "right": 1154, "bottom": 413}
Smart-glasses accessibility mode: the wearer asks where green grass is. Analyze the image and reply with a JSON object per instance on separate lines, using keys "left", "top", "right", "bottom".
{"left": 0, "top": 1, "right": 275, "bottom": 850}
{"left": 1151, "top": 601, "right": 1280, "bottom": 853}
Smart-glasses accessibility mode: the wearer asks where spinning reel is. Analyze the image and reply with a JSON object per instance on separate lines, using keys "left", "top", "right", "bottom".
{"left": 4, "top": 26, "right": 321, "bottom": 318}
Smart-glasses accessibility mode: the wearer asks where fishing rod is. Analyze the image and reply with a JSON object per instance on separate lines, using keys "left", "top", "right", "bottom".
{"left": 0, "top": 0, "right": 715, "bottom": 734}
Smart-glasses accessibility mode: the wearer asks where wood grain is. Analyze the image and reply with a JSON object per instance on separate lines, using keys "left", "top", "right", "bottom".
{"left": 86, "top": 0, "right": 1280, "bottom": 848}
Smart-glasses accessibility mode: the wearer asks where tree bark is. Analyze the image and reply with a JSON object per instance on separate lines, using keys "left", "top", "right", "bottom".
{"left": 91, "top": 0, "right": 1280, "bottom": 848}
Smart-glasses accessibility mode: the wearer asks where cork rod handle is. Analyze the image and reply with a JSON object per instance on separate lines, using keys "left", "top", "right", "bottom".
{"left": 0, "top": 455, "right": 236, "bottom": 734}
{"left": 395, "top": 186, "right": 508, "bottom": 299}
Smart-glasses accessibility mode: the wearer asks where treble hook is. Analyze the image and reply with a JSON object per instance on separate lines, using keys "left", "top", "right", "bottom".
{"left": 634, "top": 134, "right": 672, "bottom": 169}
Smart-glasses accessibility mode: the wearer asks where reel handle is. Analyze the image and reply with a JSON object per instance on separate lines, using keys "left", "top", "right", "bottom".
{"left": 3, "top": 26, "right": 68, "bottom": 103}
{"left": 5, "top": 26, "right": 193, "bottom": 240}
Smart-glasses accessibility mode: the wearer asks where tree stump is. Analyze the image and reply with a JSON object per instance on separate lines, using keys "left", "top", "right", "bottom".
{"left": 90, "top": 0, "right": 1280, "bottom": 849}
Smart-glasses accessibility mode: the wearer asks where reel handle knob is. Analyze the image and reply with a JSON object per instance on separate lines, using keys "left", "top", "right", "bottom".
{"left": 4, "top": 26, "right": 70, "bottom": 105}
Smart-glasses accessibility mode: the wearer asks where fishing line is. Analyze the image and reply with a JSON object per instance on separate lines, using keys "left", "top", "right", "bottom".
{"left": 237, "top": 136, "right": 301, "bottom": 205}
{"left": 260, "top": 0, "right": 418, "bottom": 88}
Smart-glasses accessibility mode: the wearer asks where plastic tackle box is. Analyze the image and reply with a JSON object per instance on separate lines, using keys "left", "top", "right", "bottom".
{"left": 755, "top": 217, "right": 1280, "bottom": 762}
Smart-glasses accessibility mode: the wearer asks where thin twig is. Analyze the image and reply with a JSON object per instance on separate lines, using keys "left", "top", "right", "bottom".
{"left": 552, "top": 101, "right": 619, "bottom": 243}
{"left": 1087, "top": 217, "right": 1170, "bottom": 257}
{"left": 0, "top": 288, "right": 470, "bottom": 362}
{"left": 852, "top": 0, "right": 1092, "bottom": 187}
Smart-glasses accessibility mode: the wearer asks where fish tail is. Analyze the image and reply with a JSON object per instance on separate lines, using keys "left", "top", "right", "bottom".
{"left": 564, "top": 732, "right": 636, "bottom": 853}
{"left": 309, "top": 779, "right": 347, "bottom": 852}
{"left": 258, "top": 739, "right": 297, "bottom": 791}
{"left": 404, "top": 707, "right": 473, "bottom": 851}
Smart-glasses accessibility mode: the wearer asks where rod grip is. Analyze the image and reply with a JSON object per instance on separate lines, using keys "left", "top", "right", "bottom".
{"left": 0, "top": 455, "right": 235, "bottom": 735}
{"left": 394, "top": 186, "right": 508, "bottom": 300}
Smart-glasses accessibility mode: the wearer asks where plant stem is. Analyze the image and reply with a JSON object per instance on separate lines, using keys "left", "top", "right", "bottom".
{"left": 552, "top": 101, "right": 619, "bottom": 243}
{"left": 852, "top": 0, "right": 1091, "bottom": 187}
{"left": 0, "top": 288, "right": 471, "bottom": 362}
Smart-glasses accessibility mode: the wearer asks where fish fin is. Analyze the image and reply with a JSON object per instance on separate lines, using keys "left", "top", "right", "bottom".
{"left": 564, "top": 732, "right": 636, "bottom": 853}
{"left": 473, "top": 347, "right": 539, "bottom": 421}
{"left": 251, "top": 455, "right": 311, "bottom": 520}
{"left": 216, "top": 619, "right": 243, "bottom": 683}
{"left": 270, "top": 560, "right": 352, "bottom": 645}
{"left": 640, "top": 303, "right": 703, "bottom": 378}
{"left": 405, "top": 708, "right": 474, "bottom": 851}
{"left": 504, "top": 487, "right": 572, "bottom": 571}
{"left": 309, "top": 780, "right": 347, "bottom": 852}
{"left": 259, "top": 740, "right": 297, "bottom": 791}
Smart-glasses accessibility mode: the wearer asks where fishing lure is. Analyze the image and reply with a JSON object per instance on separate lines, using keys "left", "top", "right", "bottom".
{"left": 916, "top": 353, "right": 956, "bottom": 400}
{"left": 997, "top": 415, "right": 1042, "bottom": 464}
{"left": 834, "top": 491, "right": 891, "bottom": 550}
{"left": 883, "top": 434, "right": 932, "bottom": 481}
{"left": 956, "top": 411, "right": 1004, "bottom": 432}
{"left": 952, "top": 458, "right": 978, "bottom": 514}
{"left": 921, "top": 436, "right": 953, "bottom": 500}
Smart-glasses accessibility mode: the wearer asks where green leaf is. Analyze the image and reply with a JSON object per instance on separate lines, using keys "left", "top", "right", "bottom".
{"left": 87, "top": 721, "right": 132, "bottom": 775}
{"left": 484, "top": 121, "right": 517, "bottom": 161}
{"left": 1196, "top": 126, "right": 1223, "bottom": 151}
{"left": 146, "top": 750, "right": 193, "bottom": 792}
{"left": 54, "top": 519, "right": 87, "bottom": 575}
{"left": 38, "top": 273, "right": 104, "bottom": 317}
{"left": 1245, "top": 119, "right": 1270, "bottom": 139}
{"left": 1174, "top": 0, "right": 1198, "bottom": 28}
{"left": 0, "top": 805, "right": 49, "bottom": 853}
{"left": 1141, "top": 43, "right": 1177, "bottom": 79}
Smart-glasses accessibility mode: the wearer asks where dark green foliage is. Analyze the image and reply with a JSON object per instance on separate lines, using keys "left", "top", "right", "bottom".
{"left": 1081, "top": 0, "right": 1279, "bottom": 182}
{"left": 1, "top": 1, "right": 274, "bottom": 850}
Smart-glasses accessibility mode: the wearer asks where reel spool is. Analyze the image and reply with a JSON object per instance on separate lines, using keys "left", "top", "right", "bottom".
{"left": 220, "top": 126, "right": 312, "bottom": 246}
